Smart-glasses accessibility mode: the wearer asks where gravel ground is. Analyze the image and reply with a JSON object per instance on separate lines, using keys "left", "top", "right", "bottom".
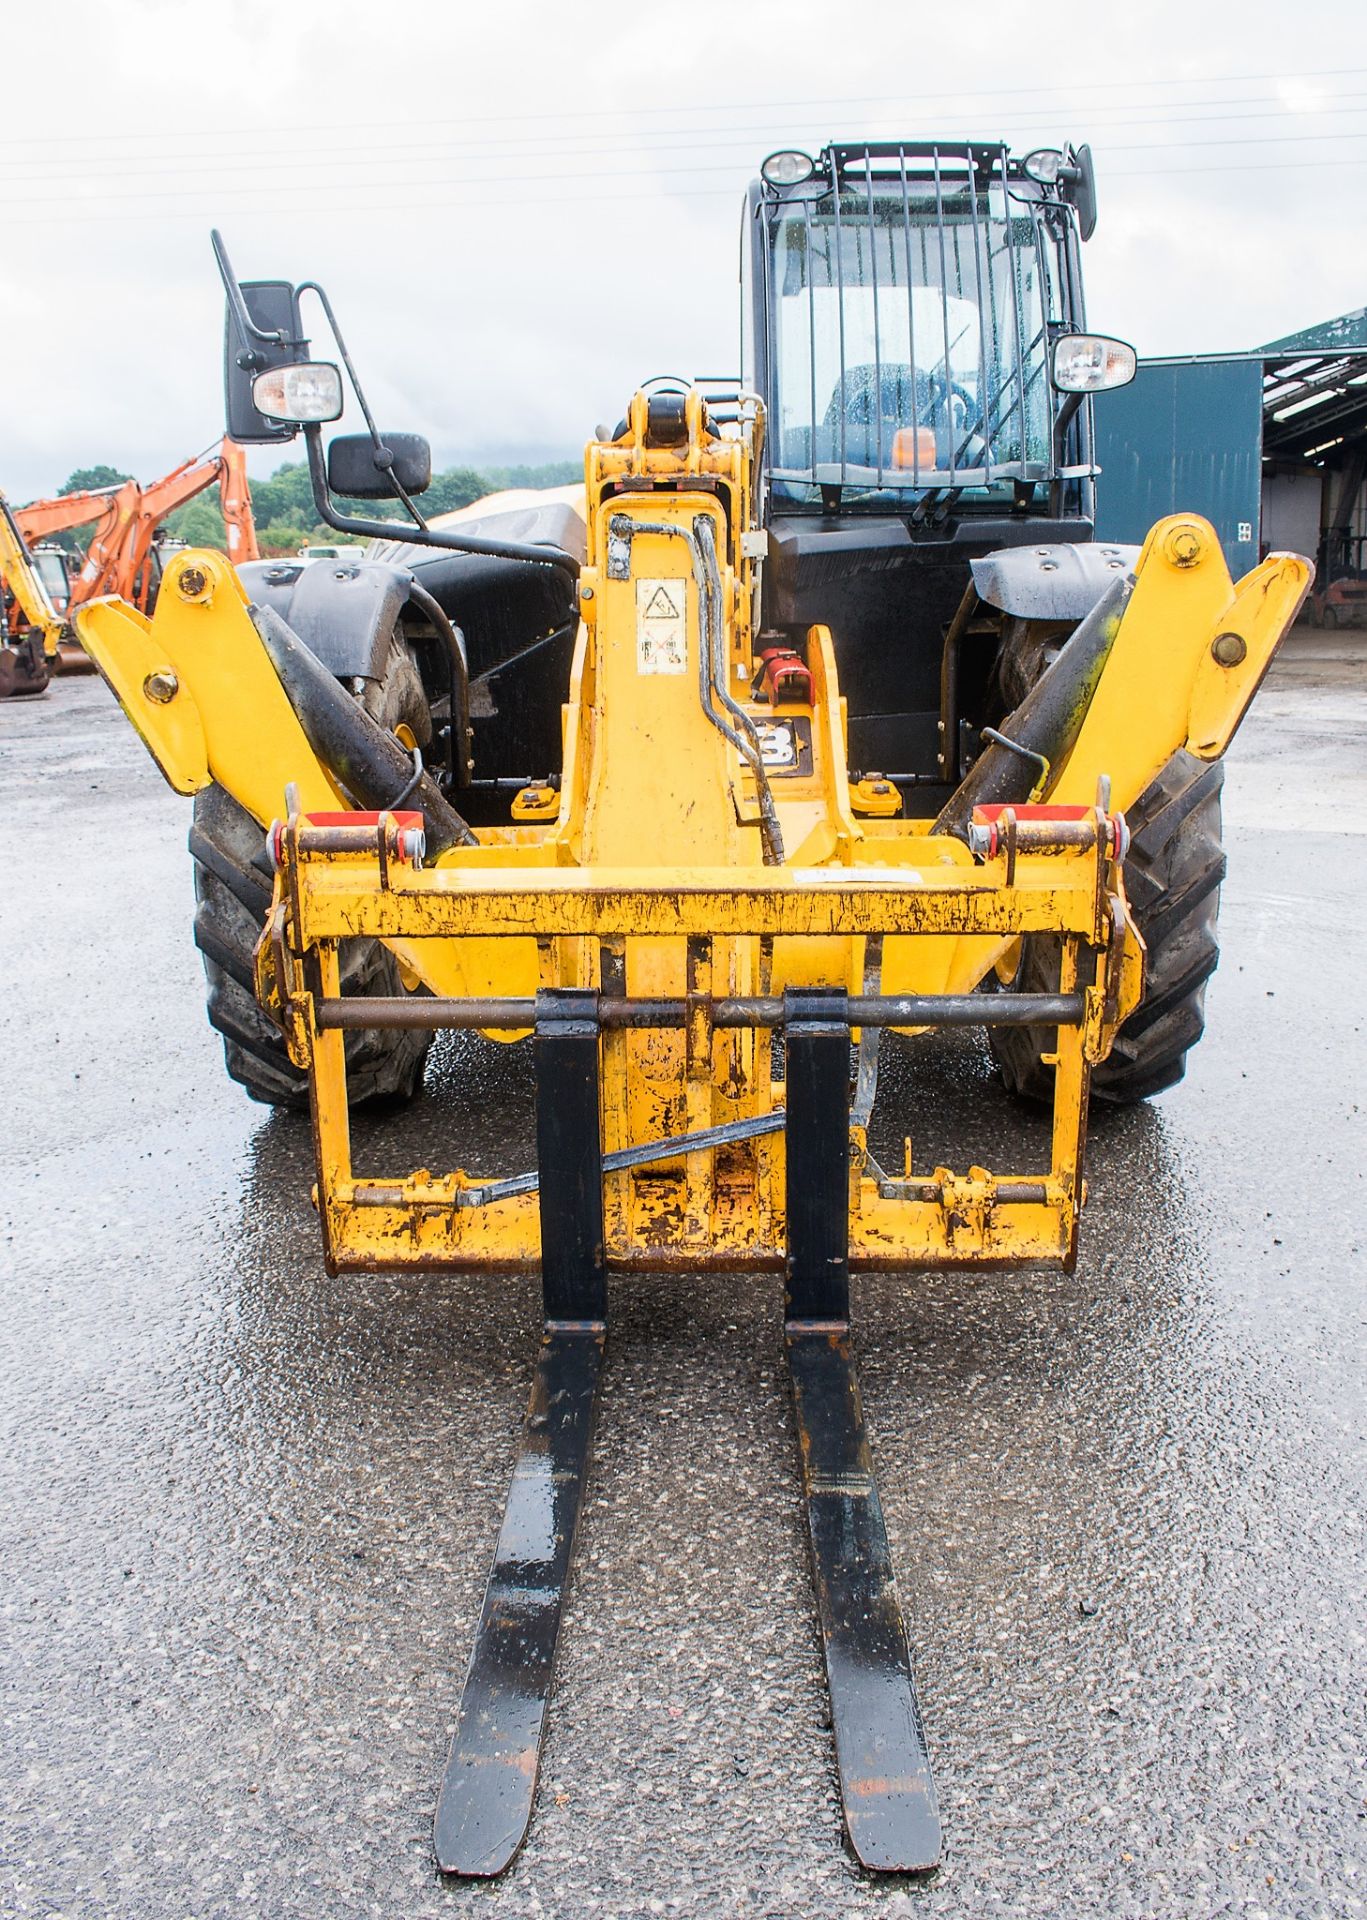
{"left": 1, "top": 629, "right": 1363, "bottom": 1919}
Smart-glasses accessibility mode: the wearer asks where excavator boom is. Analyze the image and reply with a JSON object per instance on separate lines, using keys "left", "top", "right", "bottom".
{"left": 6, "top": 442, "right": 260, "bottom": 676}
{"left": 113, "top": 438, "right": 259, "bottom": 612}
{"left": 13, "top": 482, "right": 131, "bottom": 543}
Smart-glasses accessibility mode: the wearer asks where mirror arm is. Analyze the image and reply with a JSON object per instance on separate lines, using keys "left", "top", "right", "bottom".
{"left": 297, "top": 280, "right": 429, "bottom": 531}
{"left": 379, "top": 463, "right": 430, "bottom": 532}
{"left": 1051, "top": 388, "right": 1084, "bottom": 466}
{"left": 212, "top": 228, "right": 295, "bottom": 369}
{"left": 301, "top": 427, "right": 581, "bottom": 586}
{"left": 297, "top": 281, "right": 379, "bottom": 437}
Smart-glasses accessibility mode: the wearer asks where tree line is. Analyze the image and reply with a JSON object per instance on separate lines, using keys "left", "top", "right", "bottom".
{"left": 47, "top": 457, "right": 582, "bottom": 557}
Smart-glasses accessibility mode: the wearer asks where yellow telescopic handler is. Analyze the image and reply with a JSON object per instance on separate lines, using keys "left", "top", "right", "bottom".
{"left": 75, "top": 143, "right": 1309, "bottom": 1879}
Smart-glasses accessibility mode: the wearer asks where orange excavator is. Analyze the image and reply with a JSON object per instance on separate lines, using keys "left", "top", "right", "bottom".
{"left": 3, "top": 438, "right": 259, "bottom": 687}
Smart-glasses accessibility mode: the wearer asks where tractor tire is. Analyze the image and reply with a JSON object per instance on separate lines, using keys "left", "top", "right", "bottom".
{"left": 189, "top": 635, "right": 433, "bottom": 1110}
{"left": 988, "top": 750, "right": 1225, "bottom": 1105}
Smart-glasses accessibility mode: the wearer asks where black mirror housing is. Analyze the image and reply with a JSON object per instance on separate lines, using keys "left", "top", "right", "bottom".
{"left": 204, "top": 233, "right": 568, "bottom": 583}
{"left": 224, "top": 280, "right": 306, "bottom": 444}
{"left": 1062, "top": 143, "right": 1097, "bottom": 243}
{"left": 327, "top": 432, "right": 432, "bottom": 499}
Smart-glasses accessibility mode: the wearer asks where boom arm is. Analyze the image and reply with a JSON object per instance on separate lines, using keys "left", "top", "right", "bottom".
{"left": 18, "top": 440, "right": 260, "bottom": 619}
{"left": 217, "top": 438, "right": 259, "bottom": 567}
{"left": 17, "top": 483, "right": 142, "bottom": 616}
{"left": 117, "top": 439, "right": 260, "bottom": 611}
{"left": 64, "top": 486, "right": 143, "bottom": 610}
{"left": 14, "top": 483, "right": 133, "bottom": 544}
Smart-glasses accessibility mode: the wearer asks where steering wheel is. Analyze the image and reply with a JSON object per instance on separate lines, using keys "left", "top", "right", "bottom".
{"left": 924, "top": 367, "right": 979, "bottom": 436}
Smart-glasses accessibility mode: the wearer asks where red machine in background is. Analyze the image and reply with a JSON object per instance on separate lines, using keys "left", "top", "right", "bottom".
{"left": 7, "top": 438, "right": 259, "bottom": 677}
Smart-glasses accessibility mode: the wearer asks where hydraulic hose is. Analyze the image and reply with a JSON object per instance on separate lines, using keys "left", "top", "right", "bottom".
{"left": 691, "top": 515, "right": 785, "bottom": 867}
{"left": 607, "top": 511, "right": 784, "bottom": 865}
{"left": 404, "top": 577, "right": 471, "bottom": 788}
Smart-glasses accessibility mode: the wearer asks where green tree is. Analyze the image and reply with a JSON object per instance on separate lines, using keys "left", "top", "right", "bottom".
{"left": 58, "top": 464, "right": 134, "bottom": 496}
{"left": 249, "top": 462, "right": 317, "bottom": 527}
{"left": 421, "top": 467, "right": 490, "bottom": 515}
{"left": 256, "top": 517, "right": 313, "bottom": 557}
{"left": 166, "top": 499, "right": 227, "bottom": 548}
{"left": 478, "top": 461, "right": 581, "bottom": 490}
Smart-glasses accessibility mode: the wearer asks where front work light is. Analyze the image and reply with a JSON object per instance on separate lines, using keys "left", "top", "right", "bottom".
{"left": 1051, "top": 333, "right": 1136, "bottom": 394}
{"left": 252, "top": 361, "right": 344, "bottom": 424}
{"left": 761, "top": 149, "right": 815, "bottom": 188}
{"left": 1023, "top": 148, "right": 1064, "bottom": 185}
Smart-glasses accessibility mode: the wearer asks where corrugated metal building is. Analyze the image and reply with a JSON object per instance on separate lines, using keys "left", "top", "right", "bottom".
{"left": 1093, "top": 309, "right": 1367, "bottom": 622}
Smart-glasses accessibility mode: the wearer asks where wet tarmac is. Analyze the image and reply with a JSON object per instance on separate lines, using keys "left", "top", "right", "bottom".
{"left": 2, "top": 630, "right": 1364, "bottom": 1919}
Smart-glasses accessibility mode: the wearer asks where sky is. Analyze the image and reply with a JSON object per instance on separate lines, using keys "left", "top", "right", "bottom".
{"left": 1, "top": 0, "right": 1364, "bottom": 499}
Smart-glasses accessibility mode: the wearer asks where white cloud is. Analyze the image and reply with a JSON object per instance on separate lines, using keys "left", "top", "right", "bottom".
{"left": 2, "top": 0, "right": 1363, "bottom": 495}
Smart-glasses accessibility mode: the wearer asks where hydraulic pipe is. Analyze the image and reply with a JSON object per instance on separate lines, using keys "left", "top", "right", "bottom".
{"left": 931, "top": 573, "right": 1133, "bottom": 839}
{"left": 249, "top": 601, "right": 478, "bottom": 852}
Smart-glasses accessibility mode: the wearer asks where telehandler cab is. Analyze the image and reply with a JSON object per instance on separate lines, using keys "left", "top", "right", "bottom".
{"left": 75, "top": 140, "right": 1310, "bottom": 1878}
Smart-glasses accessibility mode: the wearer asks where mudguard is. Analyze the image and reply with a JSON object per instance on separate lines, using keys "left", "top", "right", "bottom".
{"left": 238, "top": 557, "right": 414, "bottom": 684}
{"left": 971, "top": 540, "right": 1139, "bottom": 622}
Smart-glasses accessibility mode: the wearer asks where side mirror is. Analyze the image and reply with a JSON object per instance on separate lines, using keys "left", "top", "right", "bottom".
{"left": 1052, "top": 333, "right": 1136, "bottom": 394}
{"left": 223, "top": 279, "right": 305, "bottom": 444}
{"left": 327, "top": 432, "right": 432, "bottom": 499}
{"left": 1061, "top": 143, "right": 1097, "bottom": 243}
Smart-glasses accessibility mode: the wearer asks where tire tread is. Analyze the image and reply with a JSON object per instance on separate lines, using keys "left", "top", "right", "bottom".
{"left": 188, "top": 636, "right": 432, "bottom": 1110}
{"left": 989, "top": 749, "right": 1224, "bottom": 1106}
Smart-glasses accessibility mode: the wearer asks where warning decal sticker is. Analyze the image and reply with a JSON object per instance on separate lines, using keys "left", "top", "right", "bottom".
{"left": 635, "top": 578, "right": 687, "bottom": 674}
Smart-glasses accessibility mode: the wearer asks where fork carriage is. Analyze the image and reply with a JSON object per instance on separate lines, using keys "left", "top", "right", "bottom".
{"left": 262, "top": 809, "right": 1134, "bottom": 1278}
{"left": 255, "top": 798, "right": 1137, "bottom": 1874}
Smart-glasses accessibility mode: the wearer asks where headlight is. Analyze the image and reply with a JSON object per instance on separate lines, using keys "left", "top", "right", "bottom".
{"left": 252, "top": 361, "right": 344, "bottom": 423}
{"left": 761, "top": 149, "right": 815, "bottom": 188}
{"left": 1023, "top": 148, "right": 1064, "bottom": 185}
{"left": 1051, "top": 333, "right": 1137, "bottom": 394}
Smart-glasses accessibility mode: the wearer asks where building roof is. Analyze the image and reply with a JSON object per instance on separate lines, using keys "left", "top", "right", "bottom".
{"left": 1260, "top": 310, "right": 1367, "bottom": 464}
{"left": 1261, "top": 309, "right": 1367, "bottom": 354}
